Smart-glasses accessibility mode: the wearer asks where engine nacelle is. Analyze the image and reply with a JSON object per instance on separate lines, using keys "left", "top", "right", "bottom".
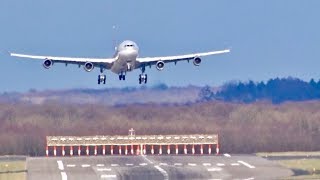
{"left": 193, "top": 57, "right": 201, "bottom": 66}
{"left": 43, "top": 59, "right": 53, "bottom": 69}
{"left": 156, "top": 61, "right": 165, "bottom": 71}
{"left": 84, "top": 62, "right": 94, "bottom": 72}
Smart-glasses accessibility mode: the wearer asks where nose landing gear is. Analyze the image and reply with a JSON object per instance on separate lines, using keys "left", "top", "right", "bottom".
{"left": 127, "top": 63, "right": 132, "bottom": 71}
{"left": 119, "top": 72, "right": 126, "bottom": 81}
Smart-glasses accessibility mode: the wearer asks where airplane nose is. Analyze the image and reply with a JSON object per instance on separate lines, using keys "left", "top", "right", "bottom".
{"left": 130, "top": 48, "right": 139, "bottom": 54}
{"left": 120, "top": 48, "right": 138, "bottom": 59}
{"left": 129, "top": 48, "right": 138, "bottom": 54}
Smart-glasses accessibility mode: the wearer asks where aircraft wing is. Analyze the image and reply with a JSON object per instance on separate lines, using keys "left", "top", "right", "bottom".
{"left": 10, "top": 52, "right": 116, "bottom": 68}
{"left": 136, "top": 49, "right": 230, "bottom": 64}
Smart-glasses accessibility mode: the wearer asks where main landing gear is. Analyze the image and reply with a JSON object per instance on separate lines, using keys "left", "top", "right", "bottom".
{"left": 139, "top": 66, "right": 147, "bottom": 84}
{"left": 98, "top": 67, "right": 106, "bottom": 84}
{"left": 98, "top": 74, "right": 106, "bottom": 84}
{"left": 139, "top": 74, "right": 147, "bottom": 84}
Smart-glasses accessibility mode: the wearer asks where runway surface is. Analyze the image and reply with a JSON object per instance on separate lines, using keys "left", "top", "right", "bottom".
{"left": 27, "top": 154, "right": 293, "bottom": 180}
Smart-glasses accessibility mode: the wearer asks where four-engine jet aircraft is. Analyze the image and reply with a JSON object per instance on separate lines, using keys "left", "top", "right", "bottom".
{"left": 10, "top": 40, "right": 230, "bottom": 84}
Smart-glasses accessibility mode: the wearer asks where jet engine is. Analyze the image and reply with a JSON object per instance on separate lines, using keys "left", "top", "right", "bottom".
{"left": 43, "top": 59, "right": 53, "bottom": 69}
{"left": 84, "top": 62, "right": 94, "bottom": 72}
{"left": 156, "top": 61, "right": 165, "bottom": 71}
{"left": 193, "top": 57, "right": 201, "bottom": 66}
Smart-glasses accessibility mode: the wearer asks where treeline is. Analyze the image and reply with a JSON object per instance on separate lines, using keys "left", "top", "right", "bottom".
{"left": 0, "top": 84, "right": 199, "bottom": 106}
{"left": 0, "top": 101, "right": 320, "bottom": 155}
{"left": 199, "top": 77, "right": 320, "bottom": 103}
{"left": 2, "top": 77, "right": 320, "bottom": 105}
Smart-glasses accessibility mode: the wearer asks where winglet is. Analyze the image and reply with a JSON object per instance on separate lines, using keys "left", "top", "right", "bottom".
{"left": 222, "top": 42, "right": 232, "bottom": 53}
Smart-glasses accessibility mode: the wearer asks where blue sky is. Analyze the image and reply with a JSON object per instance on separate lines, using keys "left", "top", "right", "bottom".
{"left": 0, "top": 0, "right": 319, "bottom": 92}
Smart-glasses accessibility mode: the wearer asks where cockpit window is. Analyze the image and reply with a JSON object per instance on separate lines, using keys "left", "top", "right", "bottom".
{"left": 124, "top": 44, "right": 134, "bottom": 47}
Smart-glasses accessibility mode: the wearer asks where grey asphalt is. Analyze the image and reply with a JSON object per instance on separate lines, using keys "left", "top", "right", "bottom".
{"left": 26, "top": 154, "right": 293, "bottom": 180}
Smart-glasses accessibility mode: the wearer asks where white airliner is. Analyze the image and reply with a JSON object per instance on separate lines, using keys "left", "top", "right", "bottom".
{"left": 10, "top": 40, "right": 230, "bottom": 84}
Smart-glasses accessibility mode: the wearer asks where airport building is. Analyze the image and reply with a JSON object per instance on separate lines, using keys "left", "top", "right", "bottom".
{"left": 46, "top": 128, "right": 219, "bottom": 156}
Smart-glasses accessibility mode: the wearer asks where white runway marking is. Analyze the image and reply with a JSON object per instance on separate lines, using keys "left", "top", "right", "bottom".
{"left": 231, "top": 163, "right": 240, "bottom": 166}
{"left": 238, "top": 161, "right": 255, "bottom": 169}
{"left": 101, "top": 174, "right": 117, "bottom": 178}
{"left": 96, "top": 164, "right": 104, "bottom": 167}
{"left": 224, "top": 153, "right": 231, "bottom": 157}
{"left": 111, "top": 164, "right": 119, "bottom": 167}
{"left": 81, "top": 164, "right": 91, "bottom": 168}
{"left": 154, "top": 165, "right": 169, "bottom": 180}
{"left": 66, "top": 164, "right": 76, "bottom": 168}
{"left": 139, "top": 163, "right": 148, "bottom": 166}
{"left": 57, "top": 160, "right": 64, "bottom": 170}
{"left": 216, "top": 163, "right": 225, "bottom": 166}
{"left": 159, "top": 163, "right": 168, "bottom": 166}
{"left": 203, "top": 163, "right": 212, "bottom": 166}
{"left": 61, "top": 172, "right": 68, "bottom": 180}
{"left": 174, "top": 163, "right": 183, "bottom": 166}
{"left": 126, "top": 163, "right": 134, "bottom": 166}
{"left": 97, "top": 168, "right": 111, "bottom": 172}
{"left": 243, "top": 177, "right": 255, "bottom": 180}
{"left": 141, "top": 155, "right": 154, "bottom": 164}
{"left": 188, "top": 163, "right": 197, "bottom": 166}
{"left": 207, "top": 167, "right": 222, "bottom": 172}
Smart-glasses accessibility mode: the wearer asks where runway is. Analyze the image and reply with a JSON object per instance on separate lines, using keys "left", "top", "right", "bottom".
{"left": 27, "top": 154, "right": 293, "bottom": 180}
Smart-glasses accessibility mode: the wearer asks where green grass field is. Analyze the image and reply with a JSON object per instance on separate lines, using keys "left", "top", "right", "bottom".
{"left": 0, "top": 161, "right": 26, "bottom": 180}
{"left": 257, "top": 152, "right": 320, "bottom": 179}
{"left": 257, "top": 151, "right": 320, "bottom": 157}
{"left": 279, "top": 159, "right": 320, "bottom": 179}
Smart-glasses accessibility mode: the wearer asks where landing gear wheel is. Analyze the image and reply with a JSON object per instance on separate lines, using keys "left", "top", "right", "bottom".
{"left": 103, "top": 75, "right": 106, "bottom": 84}
{"left": 144, "top": 74, "right": 147, "bottom": 84}
{"left": 139, "top": 66, "right": 147, "bottom": 84}
{"left": 139, "top": 75, "right": 142, "bottom": 84}
{"left": 119, "top": 74, "right": 126, "bottom": 81}
{"left": 98, "top": 74, "right": 106, "bottom": 84}
{"left": 138, "top": 74, "right": 147, "bottom": 84}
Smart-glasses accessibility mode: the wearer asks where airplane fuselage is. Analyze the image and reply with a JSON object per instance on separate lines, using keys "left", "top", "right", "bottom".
{"left": 110, "top": 40, "right": 140, "bottom": 74}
